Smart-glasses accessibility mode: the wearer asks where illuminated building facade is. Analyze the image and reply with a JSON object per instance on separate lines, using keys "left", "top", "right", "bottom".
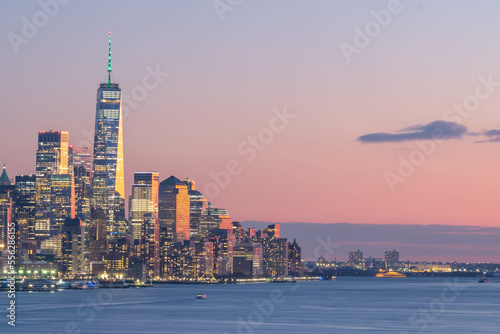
{"left": 198, "top": 207, "right": 231, "bottom": 236}
{"left": 262, "top": 237, "right": 289, "bottom": 277}
{"left": 349, "top": 250, "right": 363, "bottom": 265}
{"left": 61, "top": 218, "right": 86, "bottom": 275}
{"left": 385, "top": 249, "right": 400, "bottom": 266}
{"left": 49, "top": 174, "right": 75, "bottom": 230}
{"left": 187, "top": 189, "right": 209, "bottom": 236}
{"left": 130, "top": 172, "right": 159, "bottom": 241}
{"left": 106, "top": 237, "right": 129, "bottom": 275}
{"left": 91, "top": 33, "right": 125, "bottom": 240}
{"left": 163, "top": 240, "right": 194, "bottom": 278}
{"left": 129, "top": 172, "right": 160, "bottom": 276}
{"left": 288, "top": 238, "right": 301, "bottom": 275}
{"left": 159, "top": 176, "right": 190, "bottom": 242}
{"left": 233, "top": 243, "right": 263, "bottom": 277}
{"left": 13, "top": 174, "right": 36, "bottom": 241}
{"left": 72, "top": 147, "right": 92, "bottom": 172}
{"left": 232, "top": 222, "right": 245, "bottom": 243}
{"left": 192, "top": 239, "right": 214, "bottom": 278}
{"left": 73, "top": 166, "right": 91, "bottom": 222}
{"left": 266, "top": 223, "right": 280, "bottom": 238}
{"left": 209, "top": 228, "right": 235, "bottom": 276}
{"left": 35, "top": 130, "right": 69, "bottom": 240}
{"left": 88, "top": 208, "right": 107, "bottom": 262}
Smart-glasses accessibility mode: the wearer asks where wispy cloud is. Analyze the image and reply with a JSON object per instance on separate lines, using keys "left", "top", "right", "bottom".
{"left": 472, "top": 128, "right": 500, "bottom": 143}
{"left": 357, "top": 120, "right": 467, "bottom": 143}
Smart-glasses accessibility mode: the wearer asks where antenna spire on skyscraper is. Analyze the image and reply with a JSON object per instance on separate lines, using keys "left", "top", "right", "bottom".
{"left": 107, "top": 32, "right": 112, "bottom": 88}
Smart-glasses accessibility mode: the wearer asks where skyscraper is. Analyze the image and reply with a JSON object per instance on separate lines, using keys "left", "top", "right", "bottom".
{"left": 288, "top": 238, "right": 301, "bottom": 275}
{"left": 129, "top": 172, "right": 160, "bottom": 275}
{"left": 90, "top": 33, "right": 125, "bottom": 240}
{"left": 61, "top": 217, "right": 86, "bottom": 275}
{"left": 35, "top": 130, "right": 69, "bottom": 240}
{"left": 49, "top": 174, "right": 75, "bottom": 229}
{"left": 198, "top": 207, "right": 231, "bottom": 236}
{"left": 13, "top": 174, "right": 36, "bottom": 241}
{"left": 233, "top": 242, "right": 263, "bottom": 277}
{"left": 159, "top": 176, "right": 190, "bottom": 242}
{"left": 262, "top": 237, "right": 289, "bottom": 277}
{"left": 73, "top": 166, "right": 91, "bottom": 222}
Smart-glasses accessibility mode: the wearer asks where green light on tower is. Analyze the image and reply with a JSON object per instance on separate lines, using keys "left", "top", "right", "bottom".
{"left": 107, "top": 32, "right": 112, "bottom": 87}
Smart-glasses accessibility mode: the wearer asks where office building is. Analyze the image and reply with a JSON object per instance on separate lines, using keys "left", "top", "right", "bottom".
{"left": 233, "top": 242, "right": 263, "bottom": 277}
{"left": 13, "top": 174, "right": 36, "bottom": 241}
{"left": 187, "top": 189, "right": 209, "bottom": 236}
{"left": 49, "top": 174, "right": 75, "bottom": 230}
{"left": 72, "top": 147, "right": 92, "bottom": 172}
{"left": 90, "top": 33, "right": 126, "bottom": 240}
{"left": 158, "top": 176, "right": 190, "bottom": 242}
{"left": 73, "top": 166, "right": 91, "bottom": 222}
{"left": 35, "top": 130, "right": 69, "bottom": 240}
{"left": 61, "top": 218, "right": 86, "bottom": 275}
{"left": 198, "top": 207, "right": 231, "bottom": 236}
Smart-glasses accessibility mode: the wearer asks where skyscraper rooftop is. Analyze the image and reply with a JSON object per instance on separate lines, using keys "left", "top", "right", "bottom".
{"left": 0, "top": 163, "right": 10, "bottom": 185}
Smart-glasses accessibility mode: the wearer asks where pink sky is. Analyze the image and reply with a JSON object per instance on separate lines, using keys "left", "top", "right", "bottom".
{"left": 2, "top": 1, "right": 500, "bottom": 229}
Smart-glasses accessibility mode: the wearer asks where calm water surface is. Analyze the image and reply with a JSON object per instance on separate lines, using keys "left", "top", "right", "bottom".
{"left": 1, "top": 277, "right": 498, "bottom": 333}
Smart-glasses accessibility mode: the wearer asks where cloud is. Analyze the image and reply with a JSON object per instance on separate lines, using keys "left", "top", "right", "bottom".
{"left": 473, "top": 128, "right": 500, "bottom": 143}
{"left": 484, "top": 129, "right": 500, "bottom": 136}
{"left": 357, "top": 121, "right": 468, "bottom": 143}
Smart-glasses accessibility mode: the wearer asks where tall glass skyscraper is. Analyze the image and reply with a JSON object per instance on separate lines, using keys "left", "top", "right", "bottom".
{"left": 129, "top": 172, "right": 160, "bottom": 276}
{"left": 91, "top": 33, "right": 125, "bottom": 242}
{"left": 35, "top": 130, "right": 69, "bottom": 240}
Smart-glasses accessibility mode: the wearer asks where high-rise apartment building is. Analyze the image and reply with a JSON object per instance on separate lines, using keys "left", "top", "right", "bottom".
{"left": 262, "top": 237, "right": 289, "bottom": 277}
{"left": 385, "top": 249, "right": 400, "bottom": 267}
{"left": 288, "top": 238, "right": 301, "bottom": 275}
{"left": 349, "top": 250, "right": 363, "bottom": 265}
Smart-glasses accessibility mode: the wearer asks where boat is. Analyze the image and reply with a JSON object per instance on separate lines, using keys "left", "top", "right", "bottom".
{"left": 20, "top": 279, "right": 58, "bottom": 291}
{"left": 478, "top": 277, "right": 488, "bottom": 283}
{"left": 196, "top": 293, "right": 207, "bottom": 299}
{"left": 71, "top": 279, "right": 99, "bottom": 289}
{"left": 375, "top": 269, "right": 406, "bottom": 278}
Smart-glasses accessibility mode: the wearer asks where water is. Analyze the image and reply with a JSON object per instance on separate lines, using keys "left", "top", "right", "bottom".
{"left": 1, "top": 277, "right": 498, "bottom": 333}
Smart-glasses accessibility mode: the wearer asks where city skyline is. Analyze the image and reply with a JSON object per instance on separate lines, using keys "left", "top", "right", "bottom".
{"left": 2, "top": 3, "right": 500, "bottom": 334}
{"left": 3, "top": 2, "right": 500, "bottom": 229}
{"left": 0, "top": 32, "right": 304, "bottom": 283}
